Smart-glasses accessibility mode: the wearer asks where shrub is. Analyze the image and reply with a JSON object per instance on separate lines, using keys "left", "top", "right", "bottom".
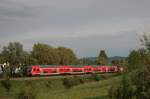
{"left": 45, "top": 80, "right": 52, "bottom": 88}
{"left": 16, "top": 90, "right": 36, "bottom": 99}
{"left": 91, "top": 74, "right": 100, "bottom": 81}
{"left": 108, "top": 74, "right": 136, "bottom": 99}
{"left": 78, "top": 77, "right": 85, "bottom": 84}
{"left": 62, "top": 77, "right": 84, "bottom": 89}
{"left": 62, "top": 78, "right": 74, "bottom": 89}
{"left": 16, "top": 80, "right": 37, "bottom": 99}
{"left": 0, "top": 78, "right": 11, "bottom": 93}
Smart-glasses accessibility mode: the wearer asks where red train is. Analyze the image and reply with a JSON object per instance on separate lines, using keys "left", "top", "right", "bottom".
{"left": 26, "top": 65, "right": 123, "bottom": 76}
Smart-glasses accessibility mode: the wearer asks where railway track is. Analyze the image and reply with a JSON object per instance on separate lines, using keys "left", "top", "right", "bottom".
{"left": 0, "top": 73, "right": 117, "bottom": 81}
{"left": 0, "top": 74, "right": 93, "bottom": 81}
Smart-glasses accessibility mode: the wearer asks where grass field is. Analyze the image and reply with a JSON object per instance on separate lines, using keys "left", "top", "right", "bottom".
{"left": 0, "top": 73, "right": 121, "bottom": 99}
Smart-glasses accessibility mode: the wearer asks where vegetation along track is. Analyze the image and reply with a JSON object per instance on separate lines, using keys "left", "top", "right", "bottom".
{"left": 0, "top": 73, "right": 117, "bottom": 81}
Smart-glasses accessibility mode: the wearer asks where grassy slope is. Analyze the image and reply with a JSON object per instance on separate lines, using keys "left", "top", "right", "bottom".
{"left": 38, "top": 76, "right": 121, "bottom": 99}
{"left": 0, "top": 74, "right": 121, "bottom": 99}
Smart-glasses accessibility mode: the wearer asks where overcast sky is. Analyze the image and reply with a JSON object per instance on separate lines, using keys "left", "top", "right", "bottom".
{"left": 0, "top": 0, "right": 150, "bottom": 57}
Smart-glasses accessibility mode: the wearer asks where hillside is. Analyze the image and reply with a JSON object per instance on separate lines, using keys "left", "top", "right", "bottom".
{"left": 81, "top": 56, "right": 126, "bottom": 63}
{"left": 0, "top": 74, "right": 121, "bottom": 99}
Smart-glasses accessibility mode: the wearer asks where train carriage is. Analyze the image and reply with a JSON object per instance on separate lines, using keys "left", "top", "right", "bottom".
{"left": 71, "top": 65, "right": 84, "bottom": 74}
{"left": 83, "top": 66, "right": 94, "bottom": 73}
{"left": 58, "top": 65, "right": 72, "bottom": 74}
{"left": 26, "top": 65, "right": 123, "bottom": 76}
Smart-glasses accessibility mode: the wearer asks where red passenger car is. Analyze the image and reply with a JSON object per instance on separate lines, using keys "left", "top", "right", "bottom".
{"left": 26, "top": 65, "right": 123, "bottom": 76}
{"left": 71, "top": 66, "right": 84, "bottom": 74}
{"left": 83, "top": 66, "right": 94, "bottom": 73}
{"left": 27, "top": 65, "right": 41, "bottom": 76}
{"left": 58, "top": 65, "right": 72, "bottom": 74}
{"left": 40, "top": 65, "right": 59, "bottom": 75}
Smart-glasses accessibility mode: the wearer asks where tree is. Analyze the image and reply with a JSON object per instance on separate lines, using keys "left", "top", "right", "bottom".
{"left": 141, "top": 33, "right": 150, "bottom": 52}
{"left": 127, "top": 48, "right": 150, "bottom": 71}
{"left": 111, "top": 60, "right": 120, "bottom": 66}
{"left": 57, "top": 47, "right": 77, "bottom": 65}
{"left": 21, "top": 51, "right": 38, "bottom": 65}
{"left": 127, "top": 50, "right": 142, "bottom": 70}
{"left": 1, "top": 78, "right": 11, "bottom": 93}
{"left": 1, "top": 42, "right": 27, "bottom": 76}
{"left": 1, "top": 42, "right": 24, "bottom": 66}
{"left": 109, "top": 33, "right": 150, "bottom": 99}
{"left": 108, "top": 74, "right": 136, "bottom": 99}
{"left": 32, "top": 43, "right": 60, "bottom": 65}
{"left": 79, "top": 58, "right": 96, "bottom": 65}
{"left": 97, "top": 50, "right": 108, "bottom": 65}
{"left": 131, "top": 66, "right": 150, "bottom": 99}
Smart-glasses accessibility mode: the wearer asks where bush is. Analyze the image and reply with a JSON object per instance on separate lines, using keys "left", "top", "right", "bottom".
{"left": 108, "top": 74, "right": 136, "bottom": 99}
{"left": 78, "top": 77, "right": 85, "bottom": 84}
{"left": 62, "top": 77, "right": 85, "bottom": 89}
{"left": 62, "top": 78, "right": 74, "bottom": 89}
{"left": 0, "top": 78, "right": 11, "bottom": 93}
{"left": 45, "top": 80, "right": 52, "bottom": 88}
{"left": 16, "top": 90, "right": 36, "bottom": 99}
{"left": 108, "top": 85, "right": 116, "bottom": 99}
{"left": 91, "top": 74, "right": 100, "bottom": 81}
{"left": 16, "top": 80, "right": 37, "bottom": 99}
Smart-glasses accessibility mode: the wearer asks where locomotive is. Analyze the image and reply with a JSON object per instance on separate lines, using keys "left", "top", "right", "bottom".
{"left": 26, "top": 65, "right": 123, "bottom": 76}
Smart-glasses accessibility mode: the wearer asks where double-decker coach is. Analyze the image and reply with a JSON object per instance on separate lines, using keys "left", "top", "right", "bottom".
{"left": 26, "top": 65, "right": 123, "bottom": 76}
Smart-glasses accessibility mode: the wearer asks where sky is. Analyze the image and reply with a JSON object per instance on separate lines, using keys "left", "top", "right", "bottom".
{"left": 0, "top": 0, "right": 150, "bottom": 58}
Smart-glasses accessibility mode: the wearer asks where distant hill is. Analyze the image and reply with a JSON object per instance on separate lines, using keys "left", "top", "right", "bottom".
{"left": 109, "top": 56, "right": 126, "bottom": 62}
{"left": 81, "top": 56, "right": 126, "bottom": 62}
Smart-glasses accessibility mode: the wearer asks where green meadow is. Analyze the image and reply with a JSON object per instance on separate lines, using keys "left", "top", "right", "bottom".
{"left": 0, "top": 73, "right": 121, "bottom": 99}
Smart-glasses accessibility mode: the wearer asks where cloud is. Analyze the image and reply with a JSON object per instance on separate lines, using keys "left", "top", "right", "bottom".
{"left": 0, "top": 0, "right": 150, "bottom": 57}
{"left": 21, "top": 31, "right": 140, "bottom": 57}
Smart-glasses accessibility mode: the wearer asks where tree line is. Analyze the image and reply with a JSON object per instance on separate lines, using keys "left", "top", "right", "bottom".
{"left": 0, "top": 43, "right": 78, "bottom": 66}
{"left": 109, "top": 33, "right": 150, "bottom": 99}
{"left": 0, "top": 42, "right": 114, "bottom": 67}
{"left": 0, "top": 40, "right": 135, "bottom": 78}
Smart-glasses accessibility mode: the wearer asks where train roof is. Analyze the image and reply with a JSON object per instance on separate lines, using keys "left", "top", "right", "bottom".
{"left": 26, "top": 65, "right": 117, "bottom": 68}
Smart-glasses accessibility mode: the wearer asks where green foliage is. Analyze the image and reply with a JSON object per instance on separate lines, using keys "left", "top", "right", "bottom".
{"left": 45, "top": 80, "right": 52, "bottom": 88}
{"left": 16, "top": 90, "right": 36, "bottom": 99}
{"left": 57, "top": 47, "right": 77, "bottom": 65}
{"left": 61, "top": 76, "right": 86, "bottom": 89}
{"left": 127, "top": 50, "right": 142, "bottom": 70}
{"left": 127, "top": 48, "right": 150, "bottom": 70}
{"left": 73, "top": 76, "right": 86, "bottom": 84}
{"left": 0, "top": 78, "right": 11, "bottom": 93}
{"left": 21, "top": 51, "right": 38, "bottom": 65}
{"left": 109, "top": 33, "right": 150, "bottom": 99}
{"left": 91, "top": 74, "right": 100, "bottom": 81}
{"left": 1, "top": 42, "right": 24, "bottom": 66}
{"left": 0, "top": 42, "right": 78, "bottom": 77}
{"left": 141, "top": 33, "right": 150, "bottom": 52}
{"left": 32, "top": 43, "right": 60, "bottom": 65}
{"left": 78, "top": 77, "right": 85, "bottom": 84}
{"left": 108, "top": 64, "right": 150, "bottom": 99}
{"left": 111, "top": 60, "right": 120, "bottom": 66}
{"left": 32, "top": 43, "right": 77, "bottom": 65}
{"left": 0, "top": 73, "right": 121, "bottom": 99}
{"left": 111, "top": 59, "right": 128, "bottom": 67}
{"left": 62, "top": 78, "right": 76, "bottom": 89}
{"left": 108, "top": 74, "right": 136, "bottom": 99}
{"left": 16, "top": 81, "right": 37, "bottom": 99}
{"left": 2, "top": 65, "right": 11, "bottom": 78}
{"left": 0, "top": 42, "right": 38, "bottom": 75}
{"left": 131, "top": 65, "right": 150, "bottom": 99}
{"left": 79, "top": 58, "right": 96, "bottom": 65}
{"left": 97, "top": 50, "right": 108, "bottom": 65}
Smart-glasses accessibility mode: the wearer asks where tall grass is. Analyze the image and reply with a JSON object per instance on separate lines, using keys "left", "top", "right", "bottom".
{"left": 0, "top": 73, "right": 121, "bottom": 99}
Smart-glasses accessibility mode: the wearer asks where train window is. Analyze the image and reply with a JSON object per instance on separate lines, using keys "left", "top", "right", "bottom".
{"left": 33, "top": 68, "right": 36, "bottom": 71}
